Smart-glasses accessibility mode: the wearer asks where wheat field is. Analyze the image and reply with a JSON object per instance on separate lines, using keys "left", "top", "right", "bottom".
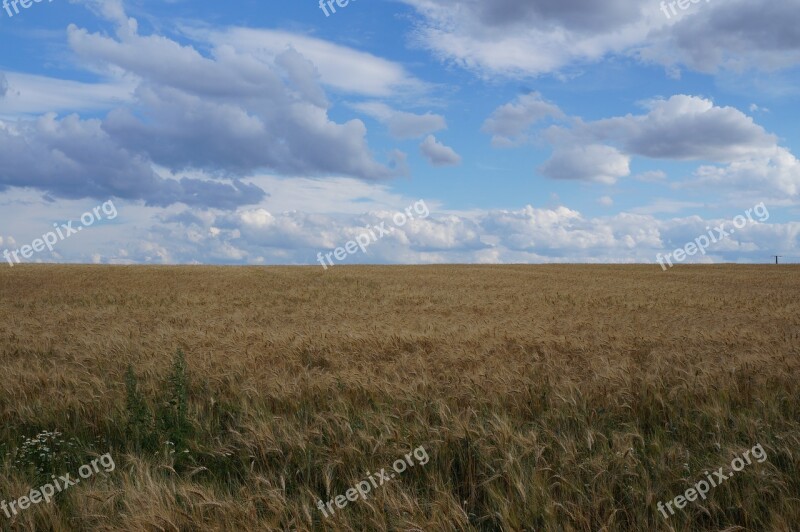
{"left": 0, "top": 265, "right": 798, "bottom": 531}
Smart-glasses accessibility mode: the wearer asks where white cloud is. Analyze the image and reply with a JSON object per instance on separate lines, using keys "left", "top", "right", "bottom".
{"left": 400, "top": 0, "right": 659, "bottom": 77}
{"left": 64, "top": 18, "right": 403, "bottom": 180}
{"left": 401, "top": 0, "right": 800, "bottom": 78}
{"left": 630, "top": 200, "right": 705, "bottom": 215}
{"left": 173, "top": 202, "right": 794, "bottom": 265}
{"left": 193, "top": 27, "right": 427, "bottom": 97}
{"left": 537, "top": 95, "right": 800, "bottom": 195}
{"left": 482, "top": 92, "right": 564, "bottom": 147}
{"left": 0, "top": 5, "right": 414, "bottom": 208}
{"left": 0, "top": 72, "right": 136, "bottom": 118}
{"left": 419, "top": 135, "right": 462, "bottom": 166}
{"left": 2, "top": 183, "right": 796, "bottom": 266}
{"left": 352, "top": 102, "right": 446, "bottom": 139}
{"left": 633, "top": 170, "right": 667, "bottom": 182}
{"left": 598, "top": 196, "right": 614, "bottom": 207}
{"left": 539, "top": 144, "right": 630, "bottom": 185}
{"left": 639, "top": 0, "right": 800, "bottom": 74}
{"left": 692, "top": 147, "right": 800, "bottom": 196}
{"left": 586, "top": 95, "right": 777, "bottom": 161}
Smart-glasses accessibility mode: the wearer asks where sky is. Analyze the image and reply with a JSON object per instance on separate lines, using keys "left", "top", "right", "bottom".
{"left": 0, "top": 0, "right": 799, "bottom": 266}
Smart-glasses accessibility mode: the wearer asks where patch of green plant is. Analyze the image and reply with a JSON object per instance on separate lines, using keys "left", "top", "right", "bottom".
{"left": 157, "top": 348, "right": 192, "bottom": 454}
{"left": 124, "top": 364, "right": 158, "bottom": 453}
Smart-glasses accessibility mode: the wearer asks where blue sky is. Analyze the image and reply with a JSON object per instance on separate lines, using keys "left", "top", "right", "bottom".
{"left": 1, "top": 0, "right": 799, "bottom": 265}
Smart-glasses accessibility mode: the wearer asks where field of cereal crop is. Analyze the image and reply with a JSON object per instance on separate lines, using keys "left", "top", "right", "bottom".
{"left": 0, "top": 265, "right": 798, "bottom": 531}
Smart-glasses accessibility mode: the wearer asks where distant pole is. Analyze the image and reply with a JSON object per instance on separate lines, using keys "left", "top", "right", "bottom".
{"left": 773, "top": 255, "right": 782, "bottom": 265}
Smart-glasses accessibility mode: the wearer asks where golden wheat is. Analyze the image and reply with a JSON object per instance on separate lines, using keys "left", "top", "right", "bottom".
{"left": 0, "top": 265, "right": 798, "bottom": 531}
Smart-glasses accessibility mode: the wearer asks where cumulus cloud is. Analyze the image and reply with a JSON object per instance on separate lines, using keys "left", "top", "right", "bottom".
{"left": 4, "top": 185, "right": 794, "bottom": 265}
{"left": 274, "top": 47, "right": 329, "bottom": 109}
{"left": 539, "top": 144, "right": 630, "bottom": 184}
{"left": 691, "top": 147, "right": 800, "bottom": 197}
{"left": 65, "top": 19, "right": 400, "bottom": 179}
{"left": 144, "top": 201, "right": 487, "bottom": 265}
{"left": 401, "top": 0, "right": 800, "bottom": 77}
{"left": 483, "top": 206, "right": 658, "bottom": 255}
{"left": 400, "top": 0, "right": 656, "bottom": 76}
{"left": 127, "top": 202, "right": 795, "bottom": 266}
{"left": 585, "top": 95, "right": 777, "bottom": 161}
{"left": 634, "top": 170, "right": 668, "bottom": 182}
{"left": 352, "top": 102, "right": 446, "bottom": 139}
{"left": 535, "top": 95, "right": 800, "bottom": 194}
{"left": 0, "top": 4, "right": 408, "bottom": 208}
{"left": 640, "top": 0, "right": 800, "bottom": 74}
{"left": 482, "top": 92, "right": 563, "bottom": 147}
{"left": 0, "top": 113, "right": 265, "bottom": 208}
{"left": 0, "top": 235, "right": 16, "bottom": 249}
{"left": 419, "top": 135, "right": 462, "bottom": 166}
{"left": 0, "top": 72, "right": 135, "bottom": 116}
{"left": 194, "top": 27, "right": 427, "bottom": 98}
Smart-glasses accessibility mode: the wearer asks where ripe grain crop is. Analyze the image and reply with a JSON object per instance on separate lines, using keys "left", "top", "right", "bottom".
{"left": 0, "top": 265, "right": 798, "bottom": 531}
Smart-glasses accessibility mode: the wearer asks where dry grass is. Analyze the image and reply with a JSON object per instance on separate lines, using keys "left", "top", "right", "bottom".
{"left": 0, "top": 265, "right": 798, "bottom": 531}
